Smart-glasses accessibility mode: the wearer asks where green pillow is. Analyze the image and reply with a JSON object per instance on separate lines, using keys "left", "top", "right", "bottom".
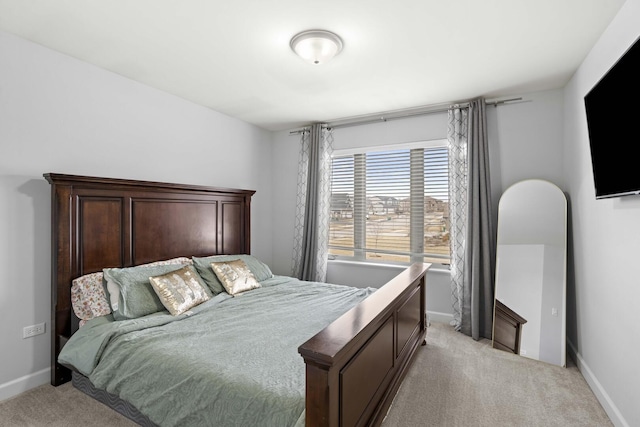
{"left": 103, "top": 263, "right": 196, "bottom": 320}
{"left": 192, "top": 254, "right": 273, "bottom": 295}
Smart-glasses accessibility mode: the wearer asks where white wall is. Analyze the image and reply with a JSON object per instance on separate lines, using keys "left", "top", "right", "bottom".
{"left": 490, "top": 90, "right": 565, "bottom": 191}
{"left": 563, "top": 1, "right": 640, "bottom": 425}
{"left": 271, "top": 90, "right": 565, "bottom": 323}
{"left": 0, "top": 31, "right": 273, "bottom": 401}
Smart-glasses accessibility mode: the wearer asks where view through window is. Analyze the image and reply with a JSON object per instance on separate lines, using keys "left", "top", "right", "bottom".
{"left": 329, "top": 141, "right": 450, "bottom": 265}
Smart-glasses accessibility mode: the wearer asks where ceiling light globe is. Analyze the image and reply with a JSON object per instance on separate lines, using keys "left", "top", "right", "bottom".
{"left": 290, "top": 30, "right": 343, "bottom": 65}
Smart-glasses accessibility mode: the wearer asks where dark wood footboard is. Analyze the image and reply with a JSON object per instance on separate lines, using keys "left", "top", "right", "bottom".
{"left": 299, "top": 262, "right": 430, "bottom": 427}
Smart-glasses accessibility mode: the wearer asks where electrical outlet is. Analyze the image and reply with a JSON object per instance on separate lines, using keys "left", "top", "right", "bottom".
{"left": 23, "top": 322, "right": 45, "bottom": 339}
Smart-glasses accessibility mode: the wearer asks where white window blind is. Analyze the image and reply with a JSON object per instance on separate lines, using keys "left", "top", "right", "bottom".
{"left": 329, "top": 142, "right": 450, "bottom": 264}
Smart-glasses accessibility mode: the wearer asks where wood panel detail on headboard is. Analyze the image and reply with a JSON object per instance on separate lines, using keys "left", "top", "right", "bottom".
{"left": 45, "top": 173, "right": 255, "bottom": 386}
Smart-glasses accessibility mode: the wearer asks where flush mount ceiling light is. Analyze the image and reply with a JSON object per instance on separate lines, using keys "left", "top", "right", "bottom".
{"left": 290, "top": 29, "right": 343, "bottom": 65}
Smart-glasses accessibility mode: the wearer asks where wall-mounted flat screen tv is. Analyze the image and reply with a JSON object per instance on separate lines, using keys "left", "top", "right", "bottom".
{"left": 584, "top": 36, "right": 640, "bottom": 199}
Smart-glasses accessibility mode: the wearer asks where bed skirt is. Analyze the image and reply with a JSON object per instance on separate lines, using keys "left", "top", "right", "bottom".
{"left": 72, "top": 371, "right": 157, "bottom": 427}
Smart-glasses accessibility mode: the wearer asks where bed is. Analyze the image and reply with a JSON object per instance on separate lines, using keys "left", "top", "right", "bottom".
{"left": 45, "top": 173, "right": 430, "bottom": 427}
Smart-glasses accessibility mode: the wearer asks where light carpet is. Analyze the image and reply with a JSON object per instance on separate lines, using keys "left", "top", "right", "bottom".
{"left": 382, "top": 322, "right": 612, "bottom": 426}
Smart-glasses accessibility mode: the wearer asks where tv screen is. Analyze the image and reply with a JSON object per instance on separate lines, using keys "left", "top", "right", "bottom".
{"left": 584, "top": 36, "right": 640, "bottom": 199}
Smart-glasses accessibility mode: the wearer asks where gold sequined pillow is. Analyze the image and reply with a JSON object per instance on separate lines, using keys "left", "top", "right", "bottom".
{"left": 149, "top": 265, "right": 211, "bottom": 316}
{"left": 210, "top": 259, "right": 261, "bottom": 296}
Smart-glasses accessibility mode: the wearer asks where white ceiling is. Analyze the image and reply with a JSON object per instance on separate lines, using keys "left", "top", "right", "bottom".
{"left": 0, "top": 1, "right": 625, "bottom": 131}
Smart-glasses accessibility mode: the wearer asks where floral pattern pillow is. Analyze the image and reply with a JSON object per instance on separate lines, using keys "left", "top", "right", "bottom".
{"left": 71, "top": 272, "right": 110, "bottom": 321}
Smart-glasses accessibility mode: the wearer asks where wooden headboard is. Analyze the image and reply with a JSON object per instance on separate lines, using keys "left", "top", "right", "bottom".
{"left": 45, "top": 173, "right": 255, "bottom": 386}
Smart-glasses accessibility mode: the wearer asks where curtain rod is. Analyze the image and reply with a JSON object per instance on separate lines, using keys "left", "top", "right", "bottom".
{"left": 289, "top": 97, "right": 523, "bottom": 135}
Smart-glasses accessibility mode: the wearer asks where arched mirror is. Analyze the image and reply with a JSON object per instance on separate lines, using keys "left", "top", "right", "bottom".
{"left": 492, "top": 179, "right": 567, "bottom": 367}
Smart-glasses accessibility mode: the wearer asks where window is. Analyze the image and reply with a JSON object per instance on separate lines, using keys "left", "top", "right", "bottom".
{"left": 329, "top": 140, "right": 449, "bottom": 265}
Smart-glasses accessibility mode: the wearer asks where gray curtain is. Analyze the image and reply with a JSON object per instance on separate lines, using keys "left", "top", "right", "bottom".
{"left": 448, "top": 98, "right": 495, "bottom": 340}
{"left": 292, "top": 124, "right": 333, "bottom": 282}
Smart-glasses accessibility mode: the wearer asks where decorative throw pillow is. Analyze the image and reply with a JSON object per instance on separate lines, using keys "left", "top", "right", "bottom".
{"left": 149, "top": 265, "right": 211, "bottom": 316}
{"left": 210, "top": 259, "right": 261, "bottom": 296}
{"left": 71, "top": 272, "right": 111, "bottom": 321}
{"left": 192, "top": 254, "right": 273, "bottom": 294}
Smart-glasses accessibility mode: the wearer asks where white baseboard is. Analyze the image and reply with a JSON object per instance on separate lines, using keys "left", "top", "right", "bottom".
{"left": 567, "top": 340, "right": 628, "bottom": 427}
{"left": 0, "top": 368, "right": 50, "bottom": 403}
{"left": 427, "top": 310, "right": 454, "bottom": 325}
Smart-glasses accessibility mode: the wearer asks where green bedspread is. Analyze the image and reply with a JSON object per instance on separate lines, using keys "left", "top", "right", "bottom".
{"left": 59, "top": 276, "right": 375, "bottom": 427}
